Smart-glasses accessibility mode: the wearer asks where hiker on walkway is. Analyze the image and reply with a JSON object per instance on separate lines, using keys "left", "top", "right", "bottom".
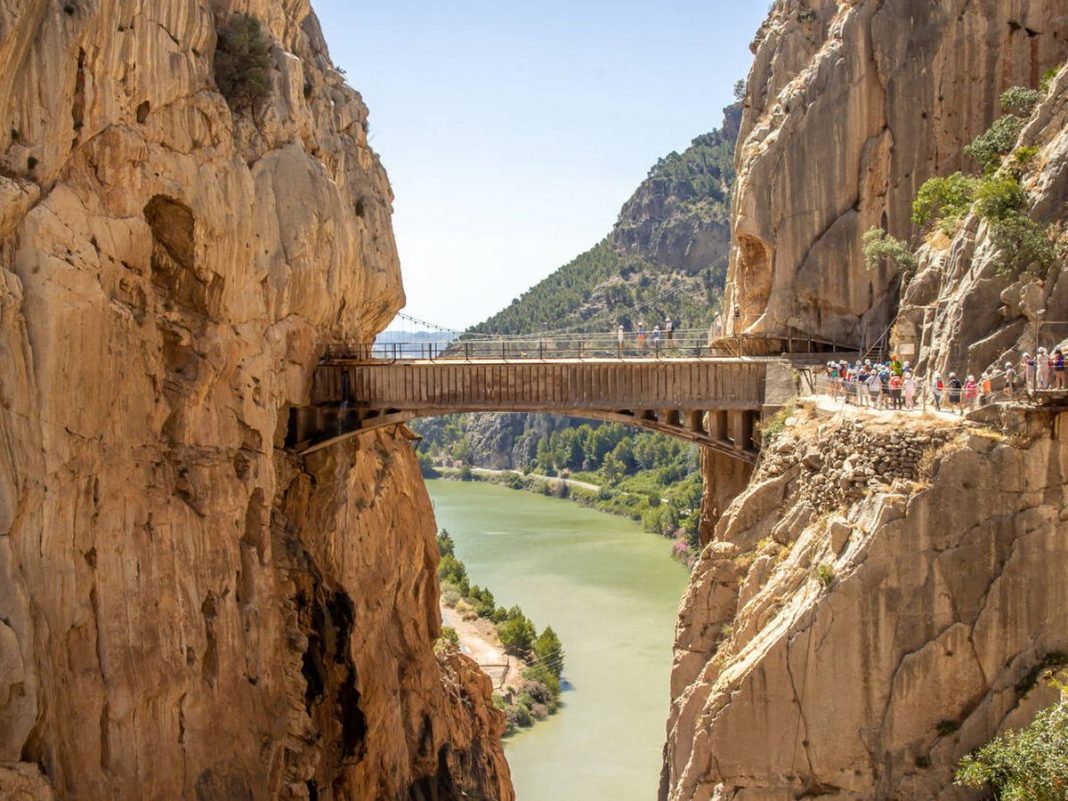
{"left": 889, "top": 372, "right": 904, "bottom": 410}
{"left": 947, "top": 372, "right": 963, "bottom": 414}
{"left": 1037, "top": 347, "right": 1051, "bottom": 390}
{"left": 867, "top": 370, "right": 881, "bottom": 409}
{"left": 1023, "top": 352, "right": 1037, "bottom": 395}
{"left": 827, "top": 362, "right": 841, "bottom": 400}
{"left": 617, "top": 324, "right": 625, "bottom": 355}
{"left": 637, "top": 320, "right": 646, "bottom": 350}
{"left": 856, "top": 367, "right": 870, "bottom": 407}
{"left": 964, "top": 374, "right": 979, "bottom": 410}
{"left": 932, "top": 373, "right": 945, "bottom": 411}
{"left": 665, "top": 317, "right": 674, "bottom": 343}
{"left": 878, "top": 368, "right": 891, "bottom": 409}
{"left": 979, "top": 372, "right": 993, "bottom": 406}
{"left": 1003, "top": 361, "right": 1016, "bottom": 400}
{"left": 1055, "top": 348, "right": 1066, "bottom": 389}
{"left": 903, "top": 372, "right": 916, "bottom": 409}
{"left": 652, "top": 325, "right": 661, "bottom": 349}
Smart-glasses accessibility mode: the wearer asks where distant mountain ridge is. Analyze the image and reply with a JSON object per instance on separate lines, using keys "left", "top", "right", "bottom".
{"left": 468, "top": 103, "right": 742, "bottom": 337}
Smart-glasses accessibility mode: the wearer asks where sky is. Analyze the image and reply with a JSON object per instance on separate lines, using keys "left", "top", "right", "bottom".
{"left": 311, "top": 1, "right": 769, "bottom": 331}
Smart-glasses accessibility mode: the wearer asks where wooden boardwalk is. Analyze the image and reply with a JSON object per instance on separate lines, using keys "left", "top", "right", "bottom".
{"left": 287, "top": 356, "right": 787, "bottom": 462}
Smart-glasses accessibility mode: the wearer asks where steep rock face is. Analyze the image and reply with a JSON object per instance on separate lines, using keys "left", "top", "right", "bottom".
{"left": 722, "top": 0, "right": 1068, "bottom": 347}
{"left": 664, "top": 410, "right": 1068, "bottom": 801}
{"left": 898, "top": 66, "right": 1068, "bottom": 376}
{"left": 612, "top": 104, "right": 741, "bottom": 277}
{"left": 0, "top": 2, "right": 510, "bottom": 800}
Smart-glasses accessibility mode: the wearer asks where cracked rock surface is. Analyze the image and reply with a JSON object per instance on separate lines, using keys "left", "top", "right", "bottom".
{"left": 0, "top": 2, "right": 511, "bottom": 800}
{"left": 721, "top": 0, "right": 1068, "bottom": 345}
{"left": 663, "top": 409, "right": 1068, "bottom": 801}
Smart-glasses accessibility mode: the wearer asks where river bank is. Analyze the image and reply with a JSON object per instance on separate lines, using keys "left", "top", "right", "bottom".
{"left": 428, "top": 481, "right": 689, "bottom": 801}
{"left": 429, "top": 466, "right": 698, "bottom": 565}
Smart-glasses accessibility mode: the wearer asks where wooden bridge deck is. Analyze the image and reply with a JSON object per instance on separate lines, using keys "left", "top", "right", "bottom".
{"left": 287, "top": 356, "right": 788, "bottom": 462}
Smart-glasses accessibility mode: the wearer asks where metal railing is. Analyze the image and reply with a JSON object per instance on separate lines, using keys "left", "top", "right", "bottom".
{"left": 352, "top": 329, "right": 720, "bottom": 361}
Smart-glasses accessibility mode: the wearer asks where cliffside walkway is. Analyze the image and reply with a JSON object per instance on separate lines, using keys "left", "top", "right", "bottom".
{"left": 286, "top": 342, "right": 798, "bottom": 462}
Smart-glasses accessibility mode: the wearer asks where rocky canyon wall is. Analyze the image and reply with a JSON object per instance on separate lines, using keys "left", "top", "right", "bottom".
{"left": 667, "top": 408, "right": 1068, "bottom": 800}
{"left": 723, "top": 0, "right": 1068, "bottom": 346}
{"left": 899, "top": 64, "right": 1068, "bottom": 377}
{"left": 0, "top": 2, "right": 510, "bottom": 800}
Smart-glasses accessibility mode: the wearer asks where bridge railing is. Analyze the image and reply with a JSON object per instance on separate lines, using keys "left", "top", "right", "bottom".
{"left": 352, "top": 329, "right": 721, "bottom": 361}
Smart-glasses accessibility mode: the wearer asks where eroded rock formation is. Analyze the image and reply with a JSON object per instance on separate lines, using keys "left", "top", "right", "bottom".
{"left": 899, "top": 65, "right": 1068, "bottom": 377}
{"left": 722, "top": 0, "right": 1068, "bottom": 347}
{"left": 666, "top": 409, "right": 1068, "bottom": 800}
{"left": 0, "top": 2, "right": 510, "bottom": 799}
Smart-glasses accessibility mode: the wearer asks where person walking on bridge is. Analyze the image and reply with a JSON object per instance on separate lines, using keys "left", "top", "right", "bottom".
{"left": 617, "top": 323, "right": 625, "bottom": 356}
{"left": 637, "top": 320, "right": 646, "bottom": 350}
{"left": 665, "top": 317, "right": 674, "bottom": 343}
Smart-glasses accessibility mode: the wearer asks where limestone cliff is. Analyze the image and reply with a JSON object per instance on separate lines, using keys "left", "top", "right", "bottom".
{"left": 0, "top": 2, "right": 511, "bottom": 800}
{"left": 722, "top": 0, "right": 1067, "bottom": 347}
{"left": 665, "top": 408, "right": 1068, "bottom": 800}
{"left": 899, "top": 64, "right": 1068, "bottom": 376}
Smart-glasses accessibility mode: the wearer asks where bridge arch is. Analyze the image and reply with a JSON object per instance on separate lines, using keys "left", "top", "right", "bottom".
{"left": 285, "top": 356, "right": 793, "bottom": 463}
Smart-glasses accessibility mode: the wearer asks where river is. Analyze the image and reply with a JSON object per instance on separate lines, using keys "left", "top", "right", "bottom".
{"left": 427, "top": 480, "right": 690, "bottom": 801}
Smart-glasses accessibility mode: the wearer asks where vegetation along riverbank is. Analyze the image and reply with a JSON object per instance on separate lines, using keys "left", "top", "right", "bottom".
{"left": 435, "top": 530, "right": 566, "bottom": 735}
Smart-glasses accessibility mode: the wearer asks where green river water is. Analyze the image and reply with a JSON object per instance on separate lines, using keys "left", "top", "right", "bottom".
{"left": 427, "top": 480, "right": 690, "bottom": 801}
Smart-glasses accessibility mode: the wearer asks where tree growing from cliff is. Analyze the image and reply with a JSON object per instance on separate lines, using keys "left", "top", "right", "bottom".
{"left": 862, "top": 228, "right": 916, "bottom": 274}
{"left": 955, "top": 686, "right": 1068, "bottom": 800}
{"left": 214, "top": 13, "right": 273, "bottom": 113}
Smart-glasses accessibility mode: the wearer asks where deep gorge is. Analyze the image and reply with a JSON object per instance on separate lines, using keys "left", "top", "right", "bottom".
{"left": 2, "top": 1, "right": 1068, "bottom": 800}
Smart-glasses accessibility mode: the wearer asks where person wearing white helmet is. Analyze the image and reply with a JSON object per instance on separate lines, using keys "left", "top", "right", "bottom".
{"left": 1022, "top": 351, "right": 1036, "bottom": 396}
{"left": 1037, "top": 347, "right": 1051, "bottom": 390}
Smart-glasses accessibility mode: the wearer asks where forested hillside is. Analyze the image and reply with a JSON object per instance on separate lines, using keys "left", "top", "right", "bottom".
{"left": 469, "top": 101, "right": 740, "bottom": 336}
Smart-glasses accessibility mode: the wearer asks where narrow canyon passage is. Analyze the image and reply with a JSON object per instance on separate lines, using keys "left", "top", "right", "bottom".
{"left": 428, "top": 480, "right": 689, "bottom": 801}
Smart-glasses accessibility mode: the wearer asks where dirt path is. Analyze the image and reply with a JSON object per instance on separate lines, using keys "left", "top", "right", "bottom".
{"left": 441, "top": 605, "right": 521, "bottom": 690}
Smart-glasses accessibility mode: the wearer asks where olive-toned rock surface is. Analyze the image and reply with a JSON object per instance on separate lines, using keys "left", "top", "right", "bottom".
{"left": 0, "top": 2, "right": 510, "bottom": 799}
{"left": 665, "top": 408, "right": 1068, "bottom": 800}
{"left": 722, "top": 0, "right": 1068, "bottom": 347}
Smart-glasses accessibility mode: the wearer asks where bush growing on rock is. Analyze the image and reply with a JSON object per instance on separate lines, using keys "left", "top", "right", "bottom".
{"left": 965, "top": 115, "right": 1025, "bottom": 174}
{"left": 955, "top": 692, "right": 1068, "bottom": 800}
{"left": 214, "top": 14, "right": 273, "bottom": 112}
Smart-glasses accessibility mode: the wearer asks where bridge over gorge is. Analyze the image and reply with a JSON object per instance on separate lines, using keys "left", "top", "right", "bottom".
{"left": 285, "top": 336, "right": 799, "bottom": 463}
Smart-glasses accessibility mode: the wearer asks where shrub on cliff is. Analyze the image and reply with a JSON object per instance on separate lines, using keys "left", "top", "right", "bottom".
{"left": 965, "top": 115, "right": 1026, "bottom": 174}
{"left": 214, "top": 14, "right": 273, "bottom": 113}
{"left": 862, "top": 228, "right": 915, "bottom": 274}
{"left": 955, "top": 695, "right": 1068, "bottom": 800}
{"left": 912, "top": 172, "right": 978, "bottom": 229}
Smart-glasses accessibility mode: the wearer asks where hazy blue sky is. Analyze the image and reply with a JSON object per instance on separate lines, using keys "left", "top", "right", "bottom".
{"left": 312, "top": 1, "right": 768, "bottom": 331}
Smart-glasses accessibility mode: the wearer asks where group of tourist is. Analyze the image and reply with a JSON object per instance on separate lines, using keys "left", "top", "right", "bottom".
{"left": 822, "top": 347, "right": 1067, "bottom": 414}
{"left": 617, "top": 318, "right": 675, "bottom": 350}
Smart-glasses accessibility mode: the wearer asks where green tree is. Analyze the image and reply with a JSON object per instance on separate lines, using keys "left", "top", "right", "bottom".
{"left": 498, "top": 611, "right": 537, "bottom": 657}
{"left": 438, "top": 554, "right": 469, "bottom": 596}
{"left": 965, "top": 116, "right": 1026, "bottom": 173}
{"left": 862, "top": 228, "right": 916, "bottom": 273}
{"left": 214, "top": 14, "right": 273, "bottom": 112}
{"left": 912, "top": 172, "right": 978, "bottom": 228}
{"left": 533, "top": 627, "right": 565, "bottom": 678}
{"left": 436, "top": 529, "right": 454, "bottom": 558}
{"left": 1000, "top": 85, "right": 1041, "bottom": 117}
{"left": 955, "top": 698, "right": 1068, "bottom": 800}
